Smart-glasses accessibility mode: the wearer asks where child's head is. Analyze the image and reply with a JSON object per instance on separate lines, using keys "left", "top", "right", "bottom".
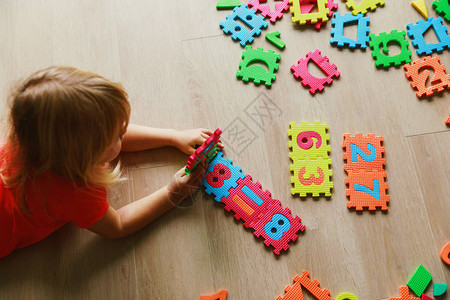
{"left": 2, "top": 66, "right": 130, "bottom": 188}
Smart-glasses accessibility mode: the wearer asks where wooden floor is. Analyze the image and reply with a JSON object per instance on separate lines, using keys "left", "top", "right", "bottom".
{"left": 0, "top": 1, "right": 449, "bottom": 299}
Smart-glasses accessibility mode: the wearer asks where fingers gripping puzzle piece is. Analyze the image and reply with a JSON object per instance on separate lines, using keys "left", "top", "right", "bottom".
{"left": 346, "top": 170, "right": 389, "bottom": 211}
{"left": 252, "top": 204, "right": 305, "bottom": 255}
{"left": 236, "top": 46, "right": 281, "bottom": 87}
{"left": 369, "top": 30, "right": 412, "bottom": 68}
{"left": 219, "top": 4, "right": 268, "bottom": 47}
{"left": 222, "top": 174, "right": 281, "bottom": 228}
{"left": 342, "top": 133, "right": 385, "bottom": 172}
{"left": 407, "top": 17, "right": 450, "bottom": 56}
{"left": 202, "top": 151, "right": 245, "bottom": 201}
{"left": 186, "top": 128, "right": 222, "bottom": 174}
{"left": 404, "top": 55, "right": 450, "bottom": 98}
{"left": 433, "top": 0, "right": 450, "bottom": 22}
{"left": 390, "top": 286, "right": 420, "bottom": 300}
{"left": 343, "top": 0, "right": 385, "bottom": 15}
{"left": 330, "top": 13, "right": 371, "bottom": 49}
{"left": 290, "top": 158, "right": 333, "bottom": 197}
{"left": 288, "top": 121, "right": 330, "bottom": 159}
{"left": 300, "top": 0, "right": 339, "bottom": 30}
{"left": 289, "top": 0, "right": 329, "bottom": 25}
{"left": 290, "top": 49, "right": 340, "bottom": 94}
{"left": 248, "top": 0, "right": 290, "bottom": 23}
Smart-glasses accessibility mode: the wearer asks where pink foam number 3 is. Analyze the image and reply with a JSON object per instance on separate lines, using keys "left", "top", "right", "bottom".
{"left": 248, "top": 0, "right": 290, "bottom": 23}
{"left": 290, "top": 49, "right": 340, "bottom": 94}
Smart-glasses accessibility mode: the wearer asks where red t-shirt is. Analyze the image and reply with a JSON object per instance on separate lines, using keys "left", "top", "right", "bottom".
{"left": 0, "top": 152, "right": 109, "bottom": 258}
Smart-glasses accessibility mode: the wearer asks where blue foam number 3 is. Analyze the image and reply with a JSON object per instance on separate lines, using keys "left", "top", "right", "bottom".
{"left": 264, "top": 214, "right": 291, "bottom": 240}
{"left": 351, "top": 143, "right": 376, "bottom": 163}
{"left": 355, "top": 179, "right": 380, "bottom": 199}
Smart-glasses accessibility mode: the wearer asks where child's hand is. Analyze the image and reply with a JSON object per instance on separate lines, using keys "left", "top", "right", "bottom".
{"left": 172, "top": 128, "right": 224, "bottom": 155}
{"left": 166, "top": 163, "right": 207, "bottom": 205}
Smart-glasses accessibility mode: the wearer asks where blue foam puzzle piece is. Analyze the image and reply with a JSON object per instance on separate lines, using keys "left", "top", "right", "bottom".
{"left": 406, "top": 17, "right": 450, "bottom": 55}
{"left": 330, "top": 13, "right": 371, "bottom": 49}
{"left": 434, "top": 282, "right": 447, "bottom": 297}
{"left": 219, "top": 4, "right": 268, "bottom": 47}
{"left": 202, "top": 151, "right": 245, "bottom": 202}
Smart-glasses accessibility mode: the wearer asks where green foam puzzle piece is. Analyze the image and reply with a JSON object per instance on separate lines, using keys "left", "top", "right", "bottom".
{"left": 433, "top": 283, "right": 447, "bottom": 297}
{"left": 265, "top": 31, "right": 286, "bottom": 49}
{"left": 216, "top": 0, "right": 242, "bottom": 9}
{"left": 236, "top": 46, "right": 281, "bottom": 87}
{"left": 407, "top": 265, "right": 432, "bottom": 297}
{"left": 432, "top": 0, "right": 450, "bottom": 22}
{"left": 369, "top": 30, "right": 412, "bottom": 68}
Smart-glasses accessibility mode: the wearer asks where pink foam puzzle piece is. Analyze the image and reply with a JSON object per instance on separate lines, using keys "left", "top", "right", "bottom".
{"left": 248, "top": 0, "right": 290, "bottom": 23}
{"left": 186, "top": 128, "right": 222, "bottom": 172}
{"left": 222, "top": 174, "right": 281, "bottom": 228}
{"left": 251, "top": 203, "right": 306, "bottom": 255}
{"left": 421, "top": 294, "right": 434, "bottom": 300}
{"left": 290, "top": 49, "right": 340, "bottom": 94}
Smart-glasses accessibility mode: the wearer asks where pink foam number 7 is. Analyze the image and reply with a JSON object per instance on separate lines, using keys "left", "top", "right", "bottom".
{"left": 297, "top": 131, "right": 322, "bottom": 150}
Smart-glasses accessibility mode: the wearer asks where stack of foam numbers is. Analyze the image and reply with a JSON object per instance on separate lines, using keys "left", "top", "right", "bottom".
{"left": 342, "top": 134, "right": 389, "bottom": 211}
{"left": 185, "top": 128, "right": 222, "bottom": 175}
{"left": 288, "top": 121, "right": 333, "bottom": 197}
{"left": 202, "top": 151, "right": 306, "bottom": 255}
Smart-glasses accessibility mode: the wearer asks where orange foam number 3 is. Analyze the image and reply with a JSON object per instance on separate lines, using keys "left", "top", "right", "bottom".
{"left": 298, "top": 167, "right": 325, "bottom": 185}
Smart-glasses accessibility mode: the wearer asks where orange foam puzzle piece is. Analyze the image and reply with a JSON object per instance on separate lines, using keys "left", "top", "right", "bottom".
{"left": 277, "top": 271, "right": 333, "bottom": 300}
{"left": 404, "top": 55, "right": 450, "bottom": 98}
{"left": 199, "top": 289, "right": 227, "bottom": 300}
{"left": 346, "top": 170, "right": 389, "bottom": 211}
{"left": 342, "top": 133, "right": 385, "bottom": 173}
{"left": 441, "top": 242, "right": 450, "bottom": 265}
{"left": 390, "top": 286, "right": 420, "bottom": 300}
{"left": 276, "top": 278, "right": 304, "bottom": 300}
{"left": 445, "top": 114, "right": 450, "bottom": 126}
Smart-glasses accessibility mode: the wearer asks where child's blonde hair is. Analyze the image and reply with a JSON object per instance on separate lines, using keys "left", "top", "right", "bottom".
{"left": 1, "top": 66, "right": 130, "bottom": 210}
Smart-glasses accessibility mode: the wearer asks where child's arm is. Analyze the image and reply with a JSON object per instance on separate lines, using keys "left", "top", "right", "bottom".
{"left": 87, "top": 165, "right": 206, "bottom": 238}
{"left": 121, "top": 124, "right": 223, "bottom": 154}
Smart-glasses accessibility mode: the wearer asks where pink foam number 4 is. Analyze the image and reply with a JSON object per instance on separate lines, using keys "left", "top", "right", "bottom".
{"left": 248, "top": 0, "right": 290, "bottom": 23}
{"left": 290, "top": 49, "right": 340, "bottom": 94}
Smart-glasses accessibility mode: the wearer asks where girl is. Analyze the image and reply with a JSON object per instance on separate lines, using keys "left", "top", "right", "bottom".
{"left": 0, "top": 66, "right": 220, "bottom": 258}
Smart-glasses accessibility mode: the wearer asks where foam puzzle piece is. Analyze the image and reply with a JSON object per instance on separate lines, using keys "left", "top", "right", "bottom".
{"left": 330, "top": 13, "right": 370, "bottom": 49}
{"left": 219, "top": 4, "right": 268, "bottom": 47}
{"left": 236, "top": 46, "right": 281, "bottom": 87}
{"left": 217, "top": 0, "right": 242, "bottom": 9}
{"left": 441, "top": 242, "right": 450, "bottom": 265}
{"left": 300, "top": 0, "right": 339, "bottom": 30}
{"left": 288, "top": 121, "right": 331, "bottom": 159}
{"left": 411, "top": 0, "right": 428, "bottom": 18}
{"left": 289, "top": 0, "right": 329, "bottom": 25}
{"left": 434, "top": 283, "right": 447, "bottom": 296}
{"left": 407, "top": 265, "right": 433, "bottom": 297}
{"left": 446, "top": 115, "right": 450, "bottom": 125}
{"left": 404, "top": 55, "right": 450, "bottom": 98}
{"left": 290, "top": 158, "right": 333, "bottom": 197}
{"left": 406, "top": 17, "right": 450, "bottom": 56}
{"left": 265, "top": 31, "right": 286, "bottom": 49}
{"left": 222, "top": 174, "right": 281, "bottom": 228}
{"left": 199, "top": 289, "right": 228, "bottom": 300}
{"left": 432, "top": 0, "right": 450, "bottom": 22}
{"left": 342, "top": 133, "right": 385, "bottom": 173}
{"left": 202, "top": 151, "right": 246, "bottom": 202}
{"left": 345, "top": 170, "right": 389, "bottom": 211}
{"left": 290, "top": 49, "right": 340, "bottom": 94}
{"left": 336, "top": 292, "right": 358, "bottom": 300}
{"left": 369, "top": 30, "right": 412, "bottom": 68}
{"left": 252, "top": 204, "right": 305, "bottom": 255}
{"left": 343, "top": 0, "right": 385, "bottom": 15}
{"left": 276, "top": 271, "right": 333, "bottom": 300}
{"left": 421, "top": 294, "right": 434, "bottom": 300}
{"left": 186, "top": 128, "right": 222, "bottom": 174}
{"left": 390, "top": 286, "right": 421, "bottom": 300}
{"left": 248, "top": 0, "right": 290, "bottom": 23}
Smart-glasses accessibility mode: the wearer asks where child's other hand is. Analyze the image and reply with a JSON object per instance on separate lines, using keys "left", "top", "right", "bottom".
{"left": 172, "top": 128, "right": 224, "bottom": 155}
{"left": 166, "top": 163, "right": 207, "bottom": 205}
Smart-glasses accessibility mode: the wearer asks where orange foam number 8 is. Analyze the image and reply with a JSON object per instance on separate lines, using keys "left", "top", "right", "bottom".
{"left": 297, "top": 131, "right": 322, "bottom": 150}
{"left": 336, "top": 292, "right": 358, "bottom": 300}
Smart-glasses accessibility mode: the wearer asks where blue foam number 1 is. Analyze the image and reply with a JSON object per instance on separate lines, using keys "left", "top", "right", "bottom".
{"left": 351, "top": 143, "right": 376, "bottom": 163}
{"left": 355, "top": 179, "right": 380, "bottom": 199}
{"left": 264, "top": 214, "right": 291, "bottom": 240}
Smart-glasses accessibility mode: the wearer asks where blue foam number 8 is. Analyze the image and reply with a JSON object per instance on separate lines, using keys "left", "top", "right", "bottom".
{"left": 351, "top": 143, "right": 376, "bottom": 163}
{"left": 264, "top": 214, "right": 291, "bottom": 240}
{"left": 355, "top": 179, "right": 380, "bottom": 199}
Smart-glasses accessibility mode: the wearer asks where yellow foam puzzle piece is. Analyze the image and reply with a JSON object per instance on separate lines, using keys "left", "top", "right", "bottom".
{"left": 411, "top": 0, "right": 428, "bottom": 18}
{"left": 343, "top": 0, "right": 385, "bottom": 15}
{"left": 289, "top": 0, "right": 329, "bottom": 25}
